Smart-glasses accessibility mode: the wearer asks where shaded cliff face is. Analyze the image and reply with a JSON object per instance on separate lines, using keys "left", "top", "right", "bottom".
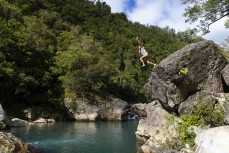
{"left": 144, "top": 40, "right": 228, "bottom": 111}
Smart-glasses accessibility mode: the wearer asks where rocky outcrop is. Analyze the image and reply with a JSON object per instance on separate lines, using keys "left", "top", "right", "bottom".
{"left": 65, "top": 95, "right": 128, "bottom": 121}
{"left": 130, "top": 103, "right": 147, "bottom": 118}
{"left": 195, "top": 126, "right": 229, "bottom": 153}
{"left": 0, "top": 132, "right": 36, "bottom": 153}
{"left": 0, "top": 104, "right": 10, "bottom": 129}
{"left": 136, "top": 41, "right": 229, "bottom": 153}
{"left": 144, "top": 41, "right": 228, "bottom": 111}
{"left": 178, "top": 91, "right": 216, "bottom": 116}
{"left": 136, "top": 101, "right": 180, "bottom": 153}
{"left": 178, "top": 92, "right": 229, "bottom": 124}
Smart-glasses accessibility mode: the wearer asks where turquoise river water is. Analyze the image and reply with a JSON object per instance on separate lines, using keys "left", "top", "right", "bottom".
{"left": 7, "top": 121, "right": 139, "bottom": 153}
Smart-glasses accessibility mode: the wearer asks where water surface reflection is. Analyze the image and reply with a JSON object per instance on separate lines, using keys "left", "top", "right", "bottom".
{"left": 7, "top": 121, "right": 139, "bottom": 153}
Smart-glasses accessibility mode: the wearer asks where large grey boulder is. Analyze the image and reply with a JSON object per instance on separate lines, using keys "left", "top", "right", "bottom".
{"left": 65, "top": 95, "right": 128, "bottom": 121}
{"left": 99, "top": 97, "right": 128, "bottom": 120}
{"left": 136, "top": 101, "right": 180, "bottom": 153}
{"left": 65, "top": 97, "right": 99, "bottom": 121}
{"left": 0, "top": 104, "right": 10, "bottom": 129}
{"left": 195, "top": 126, "right": 229, "bottom": 153}
{"left": 0, "top": 132, "right": 36, "bottom": 153}
{"left": 145, "top": 41, "right": 228, "bottom": 111}
{"left": 178, "top": 91, "right": 216, "bottom": 116}
{"left": 179, "top": 92, "right": 229, "bottom": 124}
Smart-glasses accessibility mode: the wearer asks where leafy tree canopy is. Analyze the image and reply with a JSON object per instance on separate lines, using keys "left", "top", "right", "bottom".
{"left": 182, "top": 0, "right": 229, "bottom": 34}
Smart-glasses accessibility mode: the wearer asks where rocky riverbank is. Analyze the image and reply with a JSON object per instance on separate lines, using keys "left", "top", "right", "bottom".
{"left": 0, "top": 104, "right": 37, "bottom": 153}
{"left": 1, "top": 40, "right": 229, "bottom": 153}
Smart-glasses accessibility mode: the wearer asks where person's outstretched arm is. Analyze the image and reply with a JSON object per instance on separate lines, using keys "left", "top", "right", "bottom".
{"left": 136, "top": 37, "right": 141, "bottom": 53}
{"left": 136, "top": 36, "right": 141, "bottom": 45}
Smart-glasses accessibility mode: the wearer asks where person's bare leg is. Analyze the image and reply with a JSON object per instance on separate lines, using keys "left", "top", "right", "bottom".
{"left": 146, "top": 60, "right": 157, "bottom": 67}
{"left": 140, "top": 55, "right": 147, "bottom": 66}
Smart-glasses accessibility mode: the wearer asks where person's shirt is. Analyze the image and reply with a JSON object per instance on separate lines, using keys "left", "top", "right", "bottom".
{"left": 139, "top": 45, "right": 148, "bottom": 56}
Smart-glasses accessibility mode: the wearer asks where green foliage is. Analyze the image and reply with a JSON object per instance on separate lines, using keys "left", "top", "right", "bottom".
{"left": 175, "top": 98, "right": 225, "bottom": 149}
{"left": 179, "top": 67, "right": 189, "bottom": 75}
{"left": 0, "top": 0, "right": 203, "bottom": 119}
{"left": 182, "top": 0, "right": 229, "bottom": 34}
{"left": 55, "top": 29, "right": 115, "bottom": 96}
{"left": 165, "top": 94, "right": 225, "bottom": 150}
{"left": 178, "top": 115, "right": 199, "bottom": 148}
{"left": 225, "top": 19, "right": 229, "bottom": 28}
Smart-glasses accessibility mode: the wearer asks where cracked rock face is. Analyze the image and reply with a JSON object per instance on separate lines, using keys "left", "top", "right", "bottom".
{"left": 144, "top": 41, "right": 228, "bottom": 111}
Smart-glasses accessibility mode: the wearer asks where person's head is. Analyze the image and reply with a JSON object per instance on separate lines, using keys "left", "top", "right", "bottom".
{"left": 139, "top": 42, "right": 144, "bottom": 47}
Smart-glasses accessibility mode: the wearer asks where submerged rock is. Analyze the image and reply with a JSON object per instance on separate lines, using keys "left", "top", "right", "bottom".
{"left": 144, "top": 41, "right": 228, "bottom": 111}
{"left": 0, "top": 132, "right": 36, "bottom": 153}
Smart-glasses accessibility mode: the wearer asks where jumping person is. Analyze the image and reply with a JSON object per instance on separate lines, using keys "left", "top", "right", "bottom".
{"left": 136, "top": 37, "right": 157, "bottom": 67}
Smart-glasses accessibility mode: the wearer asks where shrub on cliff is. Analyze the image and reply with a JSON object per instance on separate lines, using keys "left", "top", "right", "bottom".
{"left": 167, "top": 96, "right": 225, "bottom": 150}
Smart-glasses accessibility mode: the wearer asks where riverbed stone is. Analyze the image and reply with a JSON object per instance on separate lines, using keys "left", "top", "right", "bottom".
{"left": 144, "top": 41, "right": 228, "bottom": 111}
{"left": 0, "top": 132, "right": 36, "bottom": 153}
